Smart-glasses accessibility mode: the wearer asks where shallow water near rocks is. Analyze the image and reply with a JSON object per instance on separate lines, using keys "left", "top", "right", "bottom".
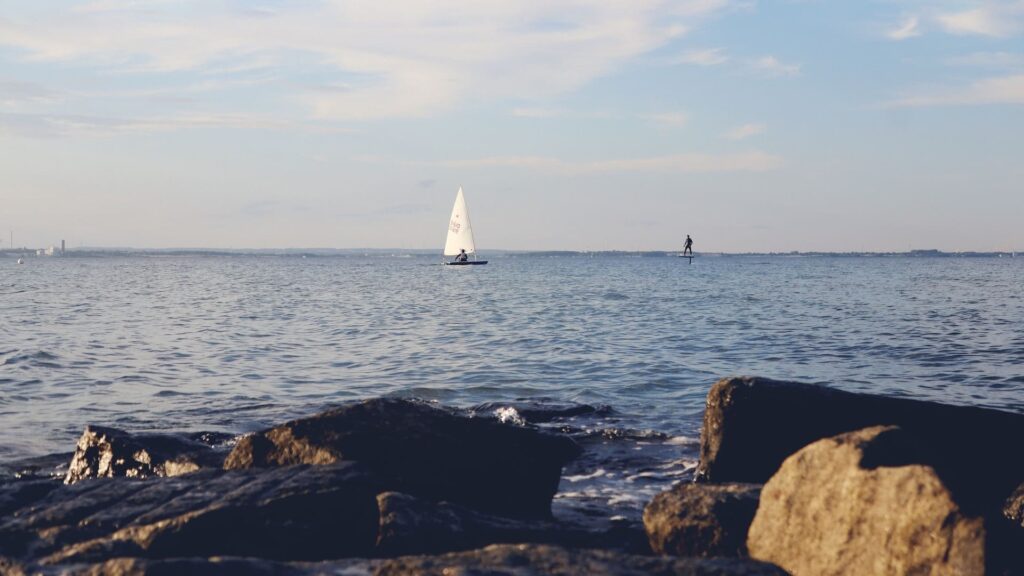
{"left": 2, "top": 254, "right": 1022, "bottom": 522}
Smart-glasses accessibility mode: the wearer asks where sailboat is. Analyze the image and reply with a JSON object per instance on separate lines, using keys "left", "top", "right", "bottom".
{"left": 443, "top": 186, "right": 487, "bottom": 266}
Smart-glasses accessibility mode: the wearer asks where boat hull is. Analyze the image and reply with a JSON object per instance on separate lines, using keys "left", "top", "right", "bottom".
{"left": 445, "top": 261, "right": 488, "bottom": 266}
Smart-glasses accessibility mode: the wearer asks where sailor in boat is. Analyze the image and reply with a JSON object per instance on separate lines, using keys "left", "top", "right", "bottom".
{"left": 683, "top": 235, "right": 693, "bottom": 256}
{"left": 454, "top": 249, "right": 469, "bottom": 263}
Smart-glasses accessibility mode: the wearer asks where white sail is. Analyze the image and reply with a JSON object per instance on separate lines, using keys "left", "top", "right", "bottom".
{"left": 443, "top": 186, "right": 477, "bottom": 256}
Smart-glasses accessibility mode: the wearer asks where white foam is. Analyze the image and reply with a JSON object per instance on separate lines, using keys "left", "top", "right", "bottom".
{"left": 494, "top": 406, "right": 527, "bottom": 426}
{"left": 665, "top": 435, "right": 697, "bottom": 446}
{"left": 563, "top": 468, "right": 609, "bottom": 482}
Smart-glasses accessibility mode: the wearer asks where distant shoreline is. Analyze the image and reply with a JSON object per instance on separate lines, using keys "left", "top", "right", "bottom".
{"left": 2, "top": 248, "right": 1018, "bottom": 258}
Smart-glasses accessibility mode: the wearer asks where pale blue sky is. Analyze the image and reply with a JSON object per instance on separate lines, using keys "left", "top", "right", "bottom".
{"left": 1, "top": 0, "right": 1022, "bottom": 252}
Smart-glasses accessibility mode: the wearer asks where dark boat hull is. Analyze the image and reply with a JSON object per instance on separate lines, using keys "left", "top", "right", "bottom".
{"left": 445, "top": 261, "right": 488, "bottom": 266}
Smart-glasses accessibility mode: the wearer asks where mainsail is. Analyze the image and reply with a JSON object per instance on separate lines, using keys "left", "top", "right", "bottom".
{"left": 443, "top": 186, "right": 476, "bottom": 256}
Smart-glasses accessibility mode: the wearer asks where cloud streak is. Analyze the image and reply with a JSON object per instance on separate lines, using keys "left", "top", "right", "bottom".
{"left": 889, "top": 74, "right": 1024, "bottom": 107}
{"left": 750, "top": 55, "right": 801, "bottom": 77}
{"left": 887, "top": 16, "right": 922, "bottom": 40}
{"left": 723, "top": 122, "right": 766, "bottom": 140}
{"left": 0, "top": 111, "right": 350, "bottom": 138}
{"left": 403, "top": 151, "right": 782, "bottom": 174}
{"left": 936, "top": 5, "right": 1022, "bottom": 38}
{"left": 0, "top": 1, "right": 737, "bottom": 121}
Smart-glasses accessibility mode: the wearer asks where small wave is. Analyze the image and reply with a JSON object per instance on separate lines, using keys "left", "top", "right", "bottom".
{"left": 1, "top": 351, "right": 60, "bottom": 366}
{"left": 563, "top": 468, "right": 609, "bottom": 483}
{"left": 602, "top": 291, "right": 629, "bottom": 301}
{"left": 471, "top": 400, "right": 613, "bottom": 424}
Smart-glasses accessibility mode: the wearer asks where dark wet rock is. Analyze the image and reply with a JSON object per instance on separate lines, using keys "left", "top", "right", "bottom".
{"left": 697, "top": 377, "right": 1024, "bottom": 517}
{"left": 375, "top": 491, "right": 649, "bottom": 557}
{"left": 64, "top": 426, "right": 226, "bottom": 485}
{"left": 1006, "top": 483, "right": 1024, "bottom": 527}
{"left": 224, "top": 398, "right": 581, "bottom": 519}
{"left": 747, "top": 426, "right": 997, "bottom": 576}
{"left": 0, "top": 478, "right": 60, "bottom": 518}
{"left": 0, "top": 462, "right": 379, "bottom": 563}
{"left": 644, "top": 483, "right": 761, "bottom": 557}
{"left": 44, "top": 544, "right": 790, "bottom": 575}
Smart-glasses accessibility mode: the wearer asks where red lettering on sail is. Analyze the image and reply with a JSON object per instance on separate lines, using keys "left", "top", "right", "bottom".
{"left": 449, "top": 219, "right": 461, "bottom": 233}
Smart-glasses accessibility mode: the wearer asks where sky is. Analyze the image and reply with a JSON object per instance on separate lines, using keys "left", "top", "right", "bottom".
{"left": 1, "top": 0, "right": 1023, "bottom": 252}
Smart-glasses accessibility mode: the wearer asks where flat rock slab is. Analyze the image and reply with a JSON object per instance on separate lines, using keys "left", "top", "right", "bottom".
{"left": 697, "top": 376, "right": 1024, "bottom": 516}
{"left": 64, "top": 426, "right": 228, "bottom": 485}
{"left": 35, "top": 544, "right": 790, "bottom": 576}
{"left": 747, "top": 426, "right": 988, "bottom": 576}
{"left": 644, "top": 483, "right": 761, "bottom": 557}
{"left": 376, "top": 491, "right": 649, "bottom": 557}
{"left": 0, "top": 462, "right": 378, "bottom": 564}
{"left": 224, "top": 398, "right": 582, "bottom": 520}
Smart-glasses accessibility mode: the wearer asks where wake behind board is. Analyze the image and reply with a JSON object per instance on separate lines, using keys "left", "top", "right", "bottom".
{"left": 445, "top": 260, "right": 488, "bottom": 266}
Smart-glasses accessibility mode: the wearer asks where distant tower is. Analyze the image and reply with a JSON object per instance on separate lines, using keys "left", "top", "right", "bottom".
{"left": 61, "top": 239, "right": 66, "bottom": 255}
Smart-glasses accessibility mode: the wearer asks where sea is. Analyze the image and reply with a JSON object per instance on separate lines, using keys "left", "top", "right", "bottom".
{"left": 2, "top": 254, "right": 1022, "bottom": 525}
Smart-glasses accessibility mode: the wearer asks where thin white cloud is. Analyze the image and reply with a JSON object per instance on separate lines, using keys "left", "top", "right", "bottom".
{"left": 0, "top": 1, "right": 738, "bottom": 121}
{"left": 405, "top": 151, "right": 782, "bottom": 174}
{"left": 642, "top": 112, "right": 689, "bottom": 127}
{"left": 750, "top": 55, "right": 801, "bottom": 77}
{"left": 511, "top": 107, "right": 564, "bottom": 118}
{"left": 670, "top": 48, "right": 729, "bottom": 66}
{"left": 0, "top": 111, "right": 350, "bottom": 138}
{"left": 887, "top": 16, "right": 922, "bottom": 40}
{"left": 889, "top": 74, "right": 1024, "bottom": 107}
{"left": 936, "top": 4, "right": 1024, "bottom": 38}
{"left": 946, "top": 51, "right": 1024, "bottom": 70}
{"left": 723, "top": 122, "right": 766, "bottom": 140}
{"left": 0, "top": 80, "right": 62, "bottom": 105}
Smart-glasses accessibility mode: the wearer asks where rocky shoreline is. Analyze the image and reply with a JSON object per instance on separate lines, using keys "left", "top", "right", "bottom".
{"left": 1, "top": 377, "right": 1022, "bottom": 575}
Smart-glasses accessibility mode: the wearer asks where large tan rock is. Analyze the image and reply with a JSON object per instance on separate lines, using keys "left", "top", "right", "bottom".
{"left": 747, "top": 426, "right": 987, "bottom": 576}
{"left": 643, "top": 483, "right": 761, "bottom": 557}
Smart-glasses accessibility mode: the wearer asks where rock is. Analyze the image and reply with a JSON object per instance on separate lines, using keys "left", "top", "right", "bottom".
{"left": 0, "top": 462, "right": 379, "bottom": 563}
{"left": 43, "top": 544, "right": 790, "bottom": 575}
{"left": 0, "top": 557, "right": 27, "bottom": 576}
{"left": 697, "top": 377, "right": 1024, "bottom": 516}
{"left": 747, "top": 426, "right": 992, "bottom": 576}
{"left": 64, "top": 426, "right": 226, "bottom": 485}
{"left": 1005, "top": 483, "right": 1024, "bottom": 527}
{"left": 644, "top": 483, "right": 761, "bottom": 557}
{"left": 375, "top": 491, "right": 649, "bottom": 557}
{"left": 224, "top": 398, "right": 581, "bottom": 519}
{"left": 0, "top": 478, "right": 60, "bottom": 518}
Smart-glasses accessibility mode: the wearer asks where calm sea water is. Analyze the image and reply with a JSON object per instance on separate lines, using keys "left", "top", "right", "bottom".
{"left": 2, "top": 254, "right": 1022, "bottom": 519}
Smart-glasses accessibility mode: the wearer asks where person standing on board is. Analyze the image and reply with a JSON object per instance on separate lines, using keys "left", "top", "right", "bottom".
{"left": 683, "top": 235, "right": 693, "bottom": 256}
{"left": 454, "top": 249, "right": 469, "bottom": 262}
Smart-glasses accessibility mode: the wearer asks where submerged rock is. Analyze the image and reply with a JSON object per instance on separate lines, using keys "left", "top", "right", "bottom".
{"left": 1, "top": 462, "right": 379, "bottom": 564}
{"left": 697, "top": 377, "right": 1024, "bottom": 517}
{"left": 64, "top": 426, "right": 225, "bottom": 485}
{"left": 224, "top": 398, "right": 581, "bottom": 519}
{"left": 376, "top": 491, "right": 648, "bottom": 557}
{"left": 644, "top": 483, "right": 761, "bottom": 558}
{"left": 45, "top": 544, "right": 790, "bottom": 576}
{"left": 747, "top": 426, "right": 993, "bottom": 576}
